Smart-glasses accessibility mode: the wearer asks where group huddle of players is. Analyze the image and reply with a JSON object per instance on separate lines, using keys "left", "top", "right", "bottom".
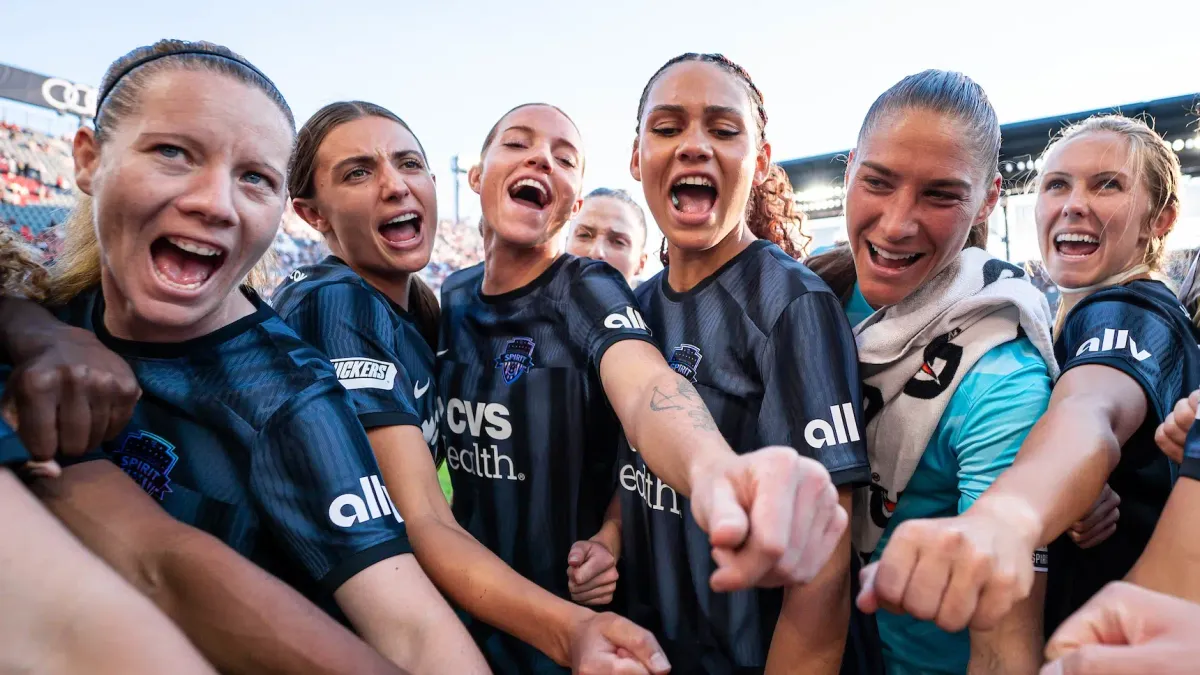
{"left": 1, "top": 38, "right": 1199, "bottom": 675}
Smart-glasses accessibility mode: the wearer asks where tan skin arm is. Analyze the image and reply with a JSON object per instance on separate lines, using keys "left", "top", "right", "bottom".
{"left": 34, "top": 460, "right": 408, "bottom": 675}
{"left": 367, "top": 424, "right": 670, "bottom": 674}
{"left": 765, "top": 488, "right": 854, "bottom": 675}
{"left": 967, "top": 574, "right": 1047, "bottom": 674}
{"left": 1, "top": 468, "right": 216, "bottom": 675}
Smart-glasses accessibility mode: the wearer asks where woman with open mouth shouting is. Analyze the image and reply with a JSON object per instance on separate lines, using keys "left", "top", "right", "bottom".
{"left": 562, "top": 52, "right": 870, "bottom": 675}
{"left": 807, "top": 70, "right": 1057, "bottom": 674}
{"left": 271, "top": 100, "right": 675, "bottom": 675}
{"left": 438, "top": 100, "right": 847, "bottom": 674}
{"left": 1029, "top": 116, "right": 1199, "bottom": 633}
{"left": 25, "top": 40, "right": 485, "bottom": 675}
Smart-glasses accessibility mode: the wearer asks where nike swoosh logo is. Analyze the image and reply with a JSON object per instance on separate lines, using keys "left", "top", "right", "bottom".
{"left": 414, "top": 380, "right": 430, "bottom": 399}
{"left": 436, "top": 349, "right": 449, "bottom": 357}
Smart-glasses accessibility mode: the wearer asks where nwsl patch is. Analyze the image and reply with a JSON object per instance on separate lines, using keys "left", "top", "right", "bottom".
{"left": 668, "top": 344, "right": 703, "bottom": 382}
{"left": 495, "top": 337, "right": 536, "bottom": 384}
{"left": 111, "top": 430, "right": 178, "bottom": 501}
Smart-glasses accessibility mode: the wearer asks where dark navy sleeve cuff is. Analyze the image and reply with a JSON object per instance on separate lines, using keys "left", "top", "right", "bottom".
{"left": 317, "top": 536, "right": 415, "bottom": 596}
{"left": 358, "top": 411, "right": 421, "bottom": 431}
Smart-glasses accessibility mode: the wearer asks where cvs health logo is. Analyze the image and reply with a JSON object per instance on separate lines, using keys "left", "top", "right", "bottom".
{"left": 444, "top": 398, "right": 522, "bottom": 481}
{"left": 619, "top": 446, "right": 682, "bottom": 517}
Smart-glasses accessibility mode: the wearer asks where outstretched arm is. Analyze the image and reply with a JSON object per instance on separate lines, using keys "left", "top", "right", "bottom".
{"left": 1, "top": 468, "right": 215, "bottom": 675}
{"left": 600, "top": 339, "right": 846, "bottom": 591}
{"left": 368, "top": 424, "right": 669, "bottom": 674}
{"left": 34, "top": 460, "right": 407, "bottom": 675}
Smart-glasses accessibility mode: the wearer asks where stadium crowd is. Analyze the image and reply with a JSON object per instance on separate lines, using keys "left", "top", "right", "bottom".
{"left": 2, "top": 38, "right": 1200, "bottom": 675}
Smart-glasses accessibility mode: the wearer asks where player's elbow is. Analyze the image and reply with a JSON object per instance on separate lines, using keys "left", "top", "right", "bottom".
{"left": 1047, "top": 394, "right": 1124, "bottom": 472}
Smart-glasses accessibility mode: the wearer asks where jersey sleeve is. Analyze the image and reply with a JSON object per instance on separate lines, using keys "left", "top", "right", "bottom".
{"left": 282, "top": 284, "right": 421, "bottom": 430}
{"left": 760, "top": 292, "right": 870, "bottom": 486}
{"left": 563, "top": 260, "right": 656, "bottom": 369}
{"left": 951, "top": 341, "right": 1052, "bottom": 512}
{"left": 249, "top": 381, "right": 412, "bottom": 595}
{"left": 1060, "top": 294, "right": 1190, "bottom": 425}
{"left": 1181, "top": 420, "right": 1200, "bottom": 481}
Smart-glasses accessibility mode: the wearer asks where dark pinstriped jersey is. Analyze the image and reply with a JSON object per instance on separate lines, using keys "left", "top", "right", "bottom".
{"left": 438, "top": 255, "right": 654, "bottom": 675}
{"left": 0, "top": 416, "right": 27, "bottom": 467}
{"left": 1183, "top": 421, "right": 1200, "bottom": 481}
{"left": 1046, "top": 280, "right": 1200, "bottom": 634}
{"left": 618, "top": 240, "right": 871, "bottom": 674}
{"left": 55, "top": 286, "right": 411, "bottom": 612}
{"left": 272, "top": 256, "right": 441, "bottom": 459}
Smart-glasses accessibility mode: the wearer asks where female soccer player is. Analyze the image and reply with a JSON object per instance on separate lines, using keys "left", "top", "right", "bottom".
{"left": 30, "top": 39, "right": 484, "bottom": 675}
{"left": 1, "top": 234, "right": 214, "bottom": 675}
{"left": 438, "top": 101, "right": 846, "bottom": 673}
{"left": 271, "top": 100, "right": 670, "bottom": 675}
{"left": 564, "top": 187, "right": 648, "bottom": 284}
{"left": 567, "top": 52, "right": 869, "bottom": 675}
{"left": 807, "top": 70, "right": 1056, "bottom": 674}
{"left": 856, "top": 115, "right": 1200, "bottom": 642}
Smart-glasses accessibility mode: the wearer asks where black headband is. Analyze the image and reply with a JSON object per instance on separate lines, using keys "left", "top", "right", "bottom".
{"left": 94, "top": 49, "right": 280, "bottom": 126}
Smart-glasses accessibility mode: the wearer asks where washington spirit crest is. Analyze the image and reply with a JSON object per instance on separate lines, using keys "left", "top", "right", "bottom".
{"left": 495, "top": 337, "right": 536, "bottom": 384}
{"left": 110, "top": 430, "right": 179, "bottom": 501}
{"left": 668, "top": 344, "right": 703, "bottom": 382}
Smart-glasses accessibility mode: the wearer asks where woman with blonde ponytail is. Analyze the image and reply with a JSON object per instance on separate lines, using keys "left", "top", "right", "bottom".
{"left": 20, "top": 38, "right": 489, "bottom": 675}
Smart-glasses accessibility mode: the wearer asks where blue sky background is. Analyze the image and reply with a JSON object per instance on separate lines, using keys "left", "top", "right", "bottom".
{"left": 4, "top": 0, "right": 1198, "bottom": 236}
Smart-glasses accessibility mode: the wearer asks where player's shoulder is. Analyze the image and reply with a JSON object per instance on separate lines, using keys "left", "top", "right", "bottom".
{"left": 441, "top": 262, "right": 485, "bottom": 299}
{"left": 1072, "top": 280, "right": 1192, "bottom": 329}
{"left": 723, "top": 241, "right": 839, "bottom": 335}
{"left": 273, "top": 257, "right": 382, "bottom": 314}
{"left": 225, "top": 309, "right": 349, "bottom": 428}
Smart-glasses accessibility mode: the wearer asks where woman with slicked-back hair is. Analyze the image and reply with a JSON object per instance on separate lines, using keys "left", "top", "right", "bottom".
{"left": 808, "top": 69, "right": 1057, "bottom": 674}
{"left": 21, "top": 39, "right": 483, "bottom": 675}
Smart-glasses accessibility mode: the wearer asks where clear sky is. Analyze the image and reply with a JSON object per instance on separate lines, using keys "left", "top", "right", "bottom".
{"left": 3, "top": 0, "right": 1198, "bottom": 247}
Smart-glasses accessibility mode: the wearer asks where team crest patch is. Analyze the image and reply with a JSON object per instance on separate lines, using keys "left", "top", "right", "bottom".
{"left": 110, "top": 430, "right": 179, "bottom": 501}
{"left": 668, "top": 344, "right": 703, "bottom": 382}
{"left": 495, "top": 337, "right": 536, "bottom": 385}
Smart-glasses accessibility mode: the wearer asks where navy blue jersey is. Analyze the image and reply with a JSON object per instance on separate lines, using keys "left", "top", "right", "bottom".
{"left": 438, "top": 255, "right": 654, "bottom": 674}
{"left": 1182, "top": 419, "right": 1200, "bottom": 481}
{"left": 618, "top": 240, "right": 871, "bottom": 674}
{"left": 272, "top": 256, "right": 441, "bottom": 458}
{"left": 1045, "top": 280, "right": 1200, "bottom": 634}
{"left": 0, "top": 416, "right": 27, "bottom": 467}
{"left": 54, "top": 287, "right": 411, "bottom": 612}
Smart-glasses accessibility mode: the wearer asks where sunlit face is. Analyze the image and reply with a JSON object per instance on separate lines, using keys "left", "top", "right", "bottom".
{"left": 74, "top": 69, "right": 292, "bottom": 338}
{"left": 470, "top": 105, "right": 583, "bottom": 248}
{"left": 1035, "top": 131, "right": 1167, "bottom": 289}
{"left": 293, "top": 116, "right": 437, "bottom": 280}
{"left": 565, "top": 196, "right": 646, "bottom": 282}
{"left": 632, "top": 61, "right": 768, "bottom": 255}
{"left": 845, "top": 109, "right": 999, "bottom": 308}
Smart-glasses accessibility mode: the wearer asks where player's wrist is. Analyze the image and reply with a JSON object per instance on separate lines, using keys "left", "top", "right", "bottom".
{"left": 591, "top": 520, "right": 621, "bottom": 559}
{"left": 558, "top": 603, "right": 596, "bottom": 666}
{"left": 969, "top": 493, "right": 1043, "bottom": 551}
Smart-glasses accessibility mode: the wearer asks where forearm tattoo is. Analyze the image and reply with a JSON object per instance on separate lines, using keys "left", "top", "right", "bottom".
{"left": 649, "top": 379, "right": 718, "bottom": 432}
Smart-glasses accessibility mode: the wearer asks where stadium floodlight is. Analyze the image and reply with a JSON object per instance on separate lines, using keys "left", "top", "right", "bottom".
{"left": 1172, "top": 139, "right": 1185, "bottom": 152}
{"left": 1004, "top": 163, "right": 1014, "bottom": 174}
{"left": 1017, "top": 161, "right": 1026, "bottom": 172}
{"left": 1186, "top": 138, "right": 1195, "bottom": 150}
